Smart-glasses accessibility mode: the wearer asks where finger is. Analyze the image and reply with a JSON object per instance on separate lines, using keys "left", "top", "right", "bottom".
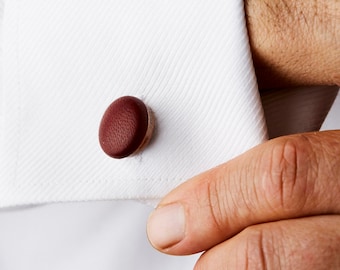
{"left": 195, "top": 215, "right": 340, "bottom": 270}
{"left": 147, "top": 130, "right": 340, "bottom": 254}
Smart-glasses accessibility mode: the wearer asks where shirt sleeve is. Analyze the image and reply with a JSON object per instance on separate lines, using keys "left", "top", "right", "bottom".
{"left": 0, "top": 0, "right": 267, "bottom": 208}
{"left": 0, "top": 0, "right": 4, "bottom": 143}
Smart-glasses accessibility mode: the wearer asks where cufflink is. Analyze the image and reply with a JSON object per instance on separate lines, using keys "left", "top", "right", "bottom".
{"left": 99, "top": 96, "right": 155, "bottom": 159}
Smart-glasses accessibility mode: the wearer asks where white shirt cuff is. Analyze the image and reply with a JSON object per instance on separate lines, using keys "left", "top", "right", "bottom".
{"left": 0, "top": 0, "right": 267, "bottom": 207}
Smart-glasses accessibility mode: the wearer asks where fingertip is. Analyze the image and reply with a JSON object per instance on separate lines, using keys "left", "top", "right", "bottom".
{"left": 147, "top": 203, "right": 186, "bottom": 251}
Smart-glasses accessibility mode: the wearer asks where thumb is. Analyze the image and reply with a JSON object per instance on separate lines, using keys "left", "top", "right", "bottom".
{"left": 146, "top": 130, "right": 340, "bottom": 255}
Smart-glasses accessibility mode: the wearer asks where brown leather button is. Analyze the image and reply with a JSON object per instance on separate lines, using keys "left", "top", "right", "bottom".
{"left": 99, "top": 96, "right": 155, "bottom": 159}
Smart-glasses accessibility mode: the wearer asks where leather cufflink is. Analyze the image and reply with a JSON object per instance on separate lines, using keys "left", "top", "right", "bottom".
{"left": 99, "top": 96, "right": 155, "bottom": 159}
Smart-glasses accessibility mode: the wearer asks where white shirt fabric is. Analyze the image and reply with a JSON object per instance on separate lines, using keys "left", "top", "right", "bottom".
{"left": 0, "top": 0, "right": 339, "bottom": 269}
{"left": 0, "top": 0, "right": 266, "bottom": 208}
{"left": 0, "top": 1, "right": 263, "bottom": 269}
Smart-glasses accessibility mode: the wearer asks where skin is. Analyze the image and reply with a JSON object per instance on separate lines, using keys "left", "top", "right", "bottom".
{"left": 246, "top": 0, "right": 340, "bottom": 88}
{"left": 147, "top": 0, "right": 340, "bottom": 269}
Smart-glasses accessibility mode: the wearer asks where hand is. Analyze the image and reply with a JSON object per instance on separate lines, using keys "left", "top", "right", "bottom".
{"left": 147, "top": 0, "right": 340, "bottom": 268}
{"left": 147, "top": 131, "right": 340, "bottom": 269}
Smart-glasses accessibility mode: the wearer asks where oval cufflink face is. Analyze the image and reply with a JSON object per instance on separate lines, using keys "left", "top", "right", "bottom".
{"left": 99, "top": 96, "right": 155, "bottom": 159}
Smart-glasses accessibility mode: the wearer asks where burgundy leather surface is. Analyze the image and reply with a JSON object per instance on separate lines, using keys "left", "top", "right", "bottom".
{"left": 99, "top": 96, "right": 149, "bottom": 159}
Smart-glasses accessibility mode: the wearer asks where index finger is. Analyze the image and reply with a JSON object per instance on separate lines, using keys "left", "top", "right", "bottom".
{"left": 147, "top": 130, "right": 340, "bottom": 255}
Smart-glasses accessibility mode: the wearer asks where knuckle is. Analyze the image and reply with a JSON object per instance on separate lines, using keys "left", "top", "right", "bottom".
{"left": 241, "top": 226, "right": 280, "bottom": 270}
{"left": 237, "top": 217, "right": 340, "bottom": 270}
{"left": 205, "top": 175, "right": 229, "bottom": 235}
{"left": 260, "top": 136, "right": 313, "bottom": 213}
